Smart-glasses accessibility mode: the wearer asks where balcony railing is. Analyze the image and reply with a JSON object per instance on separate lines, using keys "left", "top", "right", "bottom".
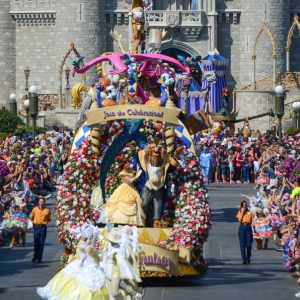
{"left": 145, "top": 10, "right": 204, "bottom": 27}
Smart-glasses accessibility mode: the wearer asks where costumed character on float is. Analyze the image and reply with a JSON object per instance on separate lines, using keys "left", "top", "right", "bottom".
{"left": 102, "top": 163, "right": 145, "bottom": 226}
{"left": 134, "top": 137, "right": 183, "bottom": 228}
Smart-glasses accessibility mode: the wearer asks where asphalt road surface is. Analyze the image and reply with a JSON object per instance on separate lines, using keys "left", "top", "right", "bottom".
{"left": 0, "top": 184, "right": 297, "bottom": 300}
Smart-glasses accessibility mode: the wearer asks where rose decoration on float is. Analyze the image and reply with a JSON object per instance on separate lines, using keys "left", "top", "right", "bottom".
{"left": 55, "top": 138, "right": 99, "bottom": 270}
{"left": 161, "top": 147, "right": 211, "bottom": 275}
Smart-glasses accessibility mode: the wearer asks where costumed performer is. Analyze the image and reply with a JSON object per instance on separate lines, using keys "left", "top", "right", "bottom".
{"left": 37, "top": 222, "right": 109, "bottom": 300}
{"left": 135, "top": 137, "right": 183, "bottom": 227}
{"left": 199, "top": 147, "right": 212, "bottom": 187}
{"left": 1, "top": 195, "right": 32, "bottom": 248}
{"left": 99, "top": 219, "right": 143, "bottom": 300}
{"left": 102, "top": 163, "right": 145, "bottom": 226}
{"left": 252, "top": 207, "right": 273, "bottom": 250}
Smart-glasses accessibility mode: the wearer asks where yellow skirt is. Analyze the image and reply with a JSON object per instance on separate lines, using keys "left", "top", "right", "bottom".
{"left": 37, "top": 263, "right": 109, "bottom": 300}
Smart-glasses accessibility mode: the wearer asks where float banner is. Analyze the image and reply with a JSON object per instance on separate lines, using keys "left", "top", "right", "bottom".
{"left": 85, "top": 105, "right": 181, "bottom": 126}
{"left": 138, "top": 243, "right": 179, "bottom": 275}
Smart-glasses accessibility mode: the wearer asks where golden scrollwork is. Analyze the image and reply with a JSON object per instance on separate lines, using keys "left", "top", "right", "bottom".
{"left": 140, "top": 271, "right": 170, "bottom": 278}
{"left": 252, "top": 21, "right": 277, "bottom": 59}
{"left": 241, "top": 75, "right": 274, "bottom": 91}
{"left": 38, "top": 94, "right": 60, "bottom": 111}
{"left": 269, "top": 99, "right": 300, "bottom": 127}
{"left": 286, "top": 15, "right": 300, "bottom": 51}
{"left": 276, "top": 72, "right": 300, "bottom": 89}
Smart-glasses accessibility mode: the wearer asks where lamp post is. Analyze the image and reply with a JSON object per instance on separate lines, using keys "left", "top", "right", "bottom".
{"left": 29, "top": 85, "right": 38, "bottom": 141}
{"left": 24, "top": 66, "right": 30, "bottom": 91}
{"left": 9, "top": 93, "right": 17, "bottom": 115}
{"left": 24, "top": 99, "right": 30, "bottom": 131}
{"left": 274, "top": 85, "right": 285, "bottom": 143}
{"left": 292, "top": 101, "right": 300, "bottom": 129}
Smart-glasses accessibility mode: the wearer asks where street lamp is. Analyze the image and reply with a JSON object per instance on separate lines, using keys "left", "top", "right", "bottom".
{"left": 274, "top": 85, "right": 285, "bottom": 143}
{"left": 292, "top": 101, "right": 300, "bottom": 129}
{"left": 64, "top": 65, "right": 70, "bottom": 91}
{"left": 29, "top": 85, "right": 39, "bottom": 141}
{"left": 24, "top": 66, "right": 30, "bottom": 91}
{"left": 24, "top": 99, "right": 30, "bottom": 131}
{"left": 9, "top": 93, "right": 17, "bottom": 115}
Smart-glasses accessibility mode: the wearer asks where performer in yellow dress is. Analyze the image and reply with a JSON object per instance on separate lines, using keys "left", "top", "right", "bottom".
{"left": 37, "top": 222, "right": 109, "bottom": 300}
{"left": 103, "top": 164, "right": 145, "bottom": 226}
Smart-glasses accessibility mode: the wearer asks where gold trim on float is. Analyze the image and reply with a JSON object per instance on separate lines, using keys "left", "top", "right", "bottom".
{"left": 85, "top": 105, "right": 181, "bottom": 126}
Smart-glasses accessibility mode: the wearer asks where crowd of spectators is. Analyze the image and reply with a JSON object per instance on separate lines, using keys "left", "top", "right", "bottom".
{"left": 197, "top": 125, "right": 300, "bottom": 296}
{"left": 196, "top": 127, "right": 300, "bottom": 186}
{"left": 0, "top": 128, "right": 73, "bottom": 247}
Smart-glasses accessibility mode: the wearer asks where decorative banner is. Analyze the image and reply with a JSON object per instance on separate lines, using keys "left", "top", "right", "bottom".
{"left": 71, "top": 121, "right": 90, "bottom": 153}
{"left": 138, "top": 243, "right": 179, "bottom": 275}
{"left": 85, "top": 105, "right": 181, "bottom": 126}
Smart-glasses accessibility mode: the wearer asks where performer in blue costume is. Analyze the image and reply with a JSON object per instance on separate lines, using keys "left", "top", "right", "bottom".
{"left": 132, "top": 137, "right": 183, "bottom": 228}
{"left": 200, "top": 147, "right": 212, "bottom": 187}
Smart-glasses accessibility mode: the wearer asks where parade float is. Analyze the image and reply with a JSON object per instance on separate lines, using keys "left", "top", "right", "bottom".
{"left": 55, "top": 0, "right": 211, "bottom": 278}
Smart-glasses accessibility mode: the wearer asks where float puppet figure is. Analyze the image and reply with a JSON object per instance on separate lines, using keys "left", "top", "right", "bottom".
{"left": 136, "top": 137, "right": 183, "bottom": 228}
{"left": 124, "top": 2, "right": 153, "bottom": 53}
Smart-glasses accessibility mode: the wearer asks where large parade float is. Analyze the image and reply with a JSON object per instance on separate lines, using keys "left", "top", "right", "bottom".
{"left": 55, "top": 0, "right": 212, "bottom": 278}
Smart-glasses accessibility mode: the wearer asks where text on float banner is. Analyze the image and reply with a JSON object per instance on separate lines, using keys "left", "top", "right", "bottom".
{"left": 85, "top": 105, "right": 182, "bottom": 126}
{"left": 138, "top": 243, "right": 179, "bottom": 275}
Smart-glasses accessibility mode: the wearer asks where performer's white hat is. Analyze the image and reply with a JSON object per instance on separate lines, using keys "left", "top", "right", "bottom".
{"left": 105, "top": 228, "right": 123, "bottom": 244}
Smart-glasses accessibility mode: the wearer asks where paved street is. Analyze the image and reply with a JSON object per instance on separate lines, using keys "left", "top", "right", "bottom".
{"left": 143, "top": 184, "right": 298, "bottom": 300}
{"left": 0, "top": 184, "right": 298, "bottom": 300}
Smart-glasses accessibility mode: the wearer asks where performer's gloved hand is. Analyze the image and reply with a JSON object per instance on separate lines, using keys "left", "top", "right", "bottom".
{"left": 174, "top": 146, "right": 184, "bottom": 158}
{"left": 105, "top": 217, "right": 113, "bottom": 232}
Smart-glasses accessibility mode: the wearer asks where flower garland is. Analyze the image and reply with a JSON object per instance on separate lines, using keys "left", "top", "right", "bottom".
{"left": 55, "top": 138, "right": 98, "bottom": 270}
{"left": 161, "top": 147, "right": 211, "bottom": 274}
{"left": 56, "top": 120, "right": 211, "bottom": 276}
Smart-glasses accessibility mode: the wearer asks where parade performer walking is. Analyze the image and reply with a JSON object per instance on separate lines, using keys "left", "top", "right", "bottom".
{"left": 30, "top": 197, "right": 52, "bottom": 263}
{"left": 252, "top": 207, "right": 273, "bottom": 250}
{"left": 200, "top": 147, "right": 212, "bottom": 186}
{"left": 37, "top": 222, "right": 109, "bottom": 299}
{"left": 236, "top": 200, "right": 254, "bottom": 264}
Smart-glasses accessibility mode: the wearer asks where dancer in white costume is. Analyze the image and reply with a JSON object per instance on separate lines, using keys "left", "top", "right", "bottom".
{"left": 99, "top": 219, "right": 143, "bottom": 300}
{"left": 37, "top": 222, "right": 109, "bottom": 300}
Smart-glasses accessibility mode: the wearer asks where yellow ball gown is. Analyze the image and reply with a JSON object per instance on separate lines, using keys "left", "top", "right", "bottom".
{"left": 37, "top": 240, "right": 109, "bottom": 300}
{"left": 103, "top": 182, "right": 145, "bottom": 226}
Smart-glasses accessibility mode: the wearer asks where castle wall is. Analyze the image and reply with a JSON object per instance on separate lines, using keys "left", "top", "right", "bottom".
{"left": 289, "top": 0, "right": 300, "bottom": 73}
{"left": 55, "top": 0, "right": 106, "bottom": 88}
{"left": 0, "top": 0, "right": 16, "bottom": 107}
{"left": 10, "top": 0, "right": 108, "bottom": 98}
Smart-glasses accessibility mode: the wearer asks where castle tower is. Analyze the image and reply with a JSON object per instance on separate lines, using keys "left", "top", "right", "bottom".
{"left": 0, "top": 0, "right": 16, "bottom": 107}
{"left": 56, "top": 0, "right": 107, "bottom": 89}
{"left": 237, "top": 0, "right": 290, "bottom": 88}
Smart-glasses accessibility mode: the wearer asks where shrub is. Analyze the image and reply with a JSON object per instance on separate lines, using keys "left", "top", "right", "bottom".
{"left": 0, "top": 110, "right": 24, "bottom": 135}
{"left": 285, "top": 127, "right": 300, "bottom": 137}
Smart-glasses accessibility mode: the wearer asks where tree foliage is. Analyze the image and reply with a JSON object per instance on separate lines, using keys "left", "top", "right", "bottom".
{"left": 0, "top": 110, "right": 24, "bottom": 135}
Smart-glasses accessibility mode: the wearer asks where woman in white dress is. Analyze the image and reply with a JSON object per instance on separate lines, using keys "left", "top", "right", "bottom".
{"left": 37, "top": 223, "right": 109, "bottom": 300}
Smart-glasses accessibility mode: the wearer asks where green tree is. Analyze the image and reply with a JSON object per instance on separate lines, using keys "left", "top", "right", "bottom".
{"left": 0, "top": 110, "right": 25, "bottom": 136}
